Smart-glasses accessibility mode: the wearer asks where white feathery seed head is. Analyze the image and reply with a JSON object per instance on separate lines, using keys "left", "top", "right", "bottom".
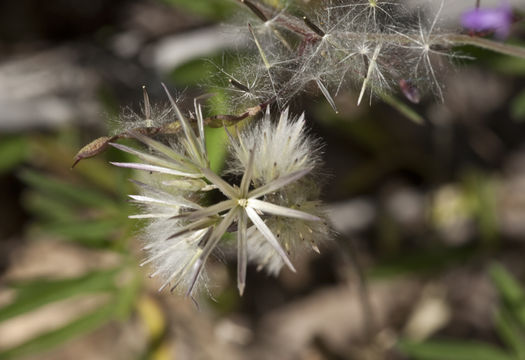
{"left": 110, "top": 90, "right": 329, "bottom": 298}
{"left": 247, "top": 190, "right": 331, "bottom": 275}
{"left": 229, "top": 107, "right": 321, "bottom": 186}
{"left": 119, "top": 177, "right": 210, "bottom": 295}
{"left": 140, "top": 213, "right": 211, "bottom": 294}
{"left": 228, "top": 107, "right": 329, "bottom": 275}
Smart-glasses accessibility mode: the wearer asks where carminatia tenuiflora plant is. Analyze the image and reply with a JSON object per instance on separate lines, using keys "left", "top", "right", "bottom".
{"left": 74, "top": 0, "right": 525, "bottom": 299}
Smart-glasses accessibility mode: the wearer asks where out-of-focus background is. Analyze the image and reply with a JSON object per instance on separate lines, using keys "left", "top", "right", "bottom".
{"left": 1, "top": 0, "right": 525, "bottom": 359}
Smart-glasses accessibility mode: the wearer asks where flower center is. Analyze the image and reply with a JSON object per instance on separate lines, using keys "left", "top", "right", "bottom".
{"left": 237, "top": 198, "right": 248, "bottom": 207}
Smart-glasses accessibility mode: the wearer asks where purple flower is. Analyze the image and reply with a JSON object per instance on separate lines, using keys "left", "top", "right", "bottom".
{"left": 461, "top": 2, "right": 513, "bottom": 39}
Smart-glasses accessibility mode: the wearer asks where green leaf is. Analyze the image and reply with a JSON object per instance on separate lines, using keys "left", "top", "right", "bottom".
{"left": 490, "top": 264, "right": 525, "bottom": 305}
{"left": 462, "top": 171, "right": 499, "bottom": 248}
{"left": 380, "top": 92, "right": 425, "bottom": 125}
{"left": 398, "top": 339, "right": 516, "bottom": 360}
{"left": 23, "top": 192, "right": 80, "bottom": 223}
{"left": 511, "top": 90, "right": 525, "bottom": 122}
{"left": 113, "top": 270, "right": 142, "bottom": 320}
{"left": 38, "top": 219, "right": 124, "bottom": 246}
{"left": 74, "top": 153, "right": 133, "bottom": 196}
{"left": 205, "top": 90, "right": 231, "bottom": 174}
{"left": 494, "top": 308, "right": 525, "bottom": 359}
{"left": 0, "top": 303, "right": 116, "bottom": 360}
{"left": 170, "top": 58, "right": 216, "bottom": 87}
{"left": 490, "top": 264, "right": 525, "bottom": 327}
{"left": 490, "top": 54, "right": 525, "bottom": 75}
{"left": 368, "top": 246, "right": 474, "bottom": 279}
{"left": 205, "top": 127, "right": 229, "bottom": 174}
{"left": 19, "top": 169, "right": 117, "bottom": 209}
{"left": 0, "top": 268, "right": 119, "bottom": 323}
{"left": 0, "top": 136, "right": 28, "bottom": 174}
{"left": 160, "top": 0, "right": 236, "bottom": 20}
{"left": 33, "top": 131, "right": 133, "bottom": 194}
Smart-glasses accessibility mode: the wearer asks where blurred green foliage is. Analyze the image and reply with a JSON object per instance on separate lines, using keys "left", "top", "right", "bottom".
{"left": 0, "top": 40, "right": 236, "bottom": 360}
{"left": 160, "top": 0, "right": 236, "bottom": 20}
{"left": 398, "top": 340, "right": 515, "bottom": 360}
{"left": 398, "top": 264, "right": 525, "bottom": 360}
{"left": 511, "top": 90, "right": 525, "bottom": 121}
{"left": 0, "top": 136, "right": 28, "bottom": 174}
{"left": 0, "top": 130, "right": 145, "bottom": 359}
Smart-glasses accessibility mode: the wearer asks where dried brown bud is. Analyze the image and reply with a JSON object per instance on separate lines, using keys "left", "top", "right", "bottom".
{"left": 72, "top": 136, "right": 116, "bottom": 168}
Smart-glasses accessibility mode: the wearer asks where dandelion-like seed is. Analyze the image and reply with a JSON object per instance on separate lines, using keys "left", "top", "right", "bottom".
{"left": 111, "top": 85, "right": 328, "bottom": 298}
{"left": 220, "top": 0, "right": 525, "bottom": 112}
{"left": 112, "top": 86, "right": 173, "bottom": 135}
{"left": 391, "top": 1, "right": 448, "bottom": 101}
{"left": 211, "top": 56, "right": 276, "bottom": 111}
{"left": 387, "top": 1, "right": 471, "bottom": 102}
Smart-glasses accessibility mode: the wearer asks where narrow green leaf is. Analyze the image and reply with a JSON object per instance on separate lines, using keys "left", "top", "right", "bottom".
{"left": 0, "top": 136, "right": 28, "bottom": 174}
{"left": 23, "top": 192, "right": 79, "bottom": 223}
{"left": 398, "top": 339, "right": 515, "bottom": 360}
{"left": 511, "top": 90, "right": 525, "bottom": 122}
{"left": 160, "top": 0, "right": 236, "bottom": 20}
{"left": 494, "top": 308, "right": 525, "bottom": 359}
{"left": 203, "top": 88, "right": 231, "bottom": 174}
{"left": 19, "top": 169, "right": 117, "bottom": 208}
{"left": 368, "top": 246, "right": 474, "bottom": 279}
{"left": 205, "top": 127, "right": 229, "bottom": 174}
{"left": 491, "top": 54, "right": 525, "bottom": 75}
{"left": 462, "top": 171, "right": 499, "bottom": 248}
{"left": 0, "top": 268, "right": 119, "bottom": 323}
{"left": 38, "top": 219, "right": 124, "bottom": 246}
{"left": 0, "top": 303, "right": 116, "bottom": 360}
{"left": 114, "top": 270, "right": 142, "bottom": 320}
{"left": 380, "top": 92, "right": 425, "bottom": 125}
{"left": 490, "top": 264, "right": 525, "bottom": 327}
{"left": 490, "top": 264, "right": 525, "bottom": 306}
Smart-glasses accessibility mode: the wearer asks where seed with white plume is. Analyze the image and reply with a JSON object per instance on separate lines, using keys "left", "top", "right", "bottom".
{"left": 227, "top": 0, "right": 474, "bottom": 109}
{"left": 229, "top": 107, "right": 321, "bottom": 185}
{"left": 110, "top": 86, "right": 173, "bottom": 135}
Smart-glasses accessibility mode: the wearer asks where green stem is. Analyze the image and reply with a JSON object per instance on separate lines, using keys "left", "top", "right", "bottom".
{"left": 275, "top": 12, "right": 525, "bottom": 60}
{"left": 330, "top": 32, "right": 525, "bottom": 60}
{"left": 442, "top": 34, "right": 525, "bottom": 59}
{"left": 336, "top": 33, "right": 525, "bottom": 60}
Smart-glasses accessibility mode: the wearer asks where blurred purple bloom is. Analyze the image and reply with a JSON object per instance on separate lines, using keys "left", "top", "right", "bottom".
{"left": 461, "top": 2, "right": 513, "bottom": 39}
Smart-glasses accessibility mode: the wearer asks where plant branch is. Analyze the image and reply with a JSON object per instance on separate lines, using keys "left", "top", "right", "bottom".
{"left": 256, "top": 5, "right": 525, "bottom": 60}
{"left": 442, "top": 34, "right": 525, "bottom": 59}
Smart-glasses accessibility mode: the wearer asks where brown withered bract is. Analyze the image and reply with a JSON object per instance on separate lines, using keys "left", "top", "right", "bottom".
{"left": 72, "top": 136, "right": 116, "bottom": 168}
